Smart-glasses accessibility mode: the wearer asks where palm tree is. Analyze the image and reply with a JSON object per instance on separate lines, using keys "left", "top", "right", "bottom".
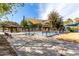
{"left": 48, "top": 11, "right": 64, "bottom": 32}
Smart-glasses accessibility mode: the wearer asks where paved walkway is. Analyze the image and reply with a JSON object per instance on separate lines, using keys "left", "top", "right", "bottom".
{"left": 0, "top": 35, "right": 17, "bottom": 56}
{"left": 6, "top": 34, "right": 79, "bottom": 56}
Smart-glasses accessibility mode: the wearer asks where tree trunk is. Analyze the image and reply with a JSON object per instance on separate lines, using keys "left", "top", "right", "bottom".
{"left": 3, "top": 27, "right": 5, "bottom": 32}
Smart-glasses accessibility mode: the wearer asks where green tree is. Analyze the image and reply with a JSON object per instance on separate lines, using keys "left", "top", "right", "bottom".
{"left": 20, "top": 18, "right": 42, "bottom": 31}
{"left": 0, "top": 3, "right": 24, "bottom": 18}
{"left": 20, "top": 16, "right": 28, "bottom": 28}
{"left": 48, "top": 11, "right": 64, "bottom": 32}
{"left": 64, "top": 18, "right": 73, "bottom": 25}
{"left": 28, "top": 20, "right": 37, "bottom": 31}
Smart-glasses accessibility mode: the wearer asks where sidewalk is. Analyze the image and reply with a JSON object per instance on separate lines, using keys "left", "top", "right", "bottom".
{"left": 0, "top": 35, "right": 17, "bottom": 56}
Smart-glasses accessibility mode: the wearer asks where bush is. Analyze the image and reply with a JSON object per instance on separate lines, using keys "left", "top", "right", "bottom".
{"left": 67, "top": 27, "right": 74, "bottom": 32}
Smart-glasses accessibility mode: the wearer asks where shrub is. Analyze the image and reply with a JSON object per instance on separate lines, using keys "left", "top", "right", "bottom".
{"left": 67, "top": 27, "right": 74, "bottom": 32}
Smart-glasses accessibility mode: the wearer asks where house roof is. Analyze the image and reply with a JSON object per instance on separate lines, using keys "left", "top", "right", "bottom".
{"left": 66, "top": 23, "right": 79, "bottom": 26}
{"left": 1, "top": 21, "right": 22, "bottom": 28}
{"left": 29, "top": 19, "right": 41, "bottom": 25}
{"left": 26, "top": 19, "right": 47, "bottom": 25}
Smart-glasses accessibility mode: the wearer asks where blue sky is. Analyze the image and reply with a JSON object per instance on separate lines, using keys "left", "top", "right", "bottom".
{"left": 1, "top": 3, "right": 79, "bottom": 23}
{"left": 1, "top": 3, "right": 39, "bottom": 23}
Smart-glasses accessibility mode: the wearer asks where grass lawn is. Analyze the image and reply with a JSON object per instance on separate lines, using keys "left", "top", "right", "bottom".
{"left": 57, "top": 32, "right": 79, "bottom": 43}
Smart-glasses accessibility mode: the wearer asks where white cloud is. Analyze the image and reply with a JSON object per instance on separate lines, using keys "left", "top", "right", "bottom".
{"left": 63, "top": 4, "right": 79, "bottom": 19}
{"left": 38, "top": 3, "right": 79, "bottom": 20}
{"left": 38, "top": 3, "right": 67, "bottom": 20}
